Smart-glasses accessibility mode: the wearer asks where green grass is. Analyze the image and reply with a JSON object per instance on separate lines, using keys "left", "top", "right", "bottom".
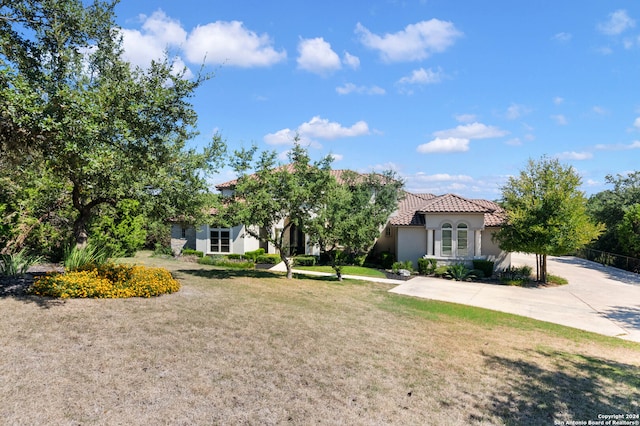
{"left": 381, "top": 293, "right": 638, "bottom": 348}
{"left": 294, "top": 264, "right": 387, "bottom": 278}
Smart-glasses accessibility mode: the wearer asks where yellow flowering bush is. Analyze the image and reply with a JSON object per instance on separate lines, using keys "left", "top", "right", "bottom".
{"left": 30, "top": 263, "right": 180, "bottom": 299}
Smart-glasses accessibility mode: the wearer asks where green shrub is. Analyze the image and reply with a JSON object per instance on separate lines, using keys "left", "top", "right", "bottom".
{"left": 498, "top": 265, "right": 532, "bottom": 281}
{"left": 181, "top": 249, "right": 204, "bottom": 258}
{"left": 380, "top": 252, "right": 395, "bottom": 269}
{"left": 256, "top": 254, "right": 281, "bottom": 264}
{"left": 225, "top": 253, "right": 243, "bottom": 260}
{"left": 434, "top": 266, "right": 449, "bottom": 277}
{"left": 294, "top": 255, "right": 316, "bottom": 266}
{"left": 470, "top": 269, "right": 485, "bottom": 279}
{"left": 417, "top": 257, "right": 438, "bottom": 275}
{"left": 0, "top": 249, "right": 43, "bottom": 277}
{"left": 64, "top": 244, "right": 111, "bottom": 271}
{"left": 197, "top": 255, "right": 254, "bottom": 269}
{"left": 89, "top": 199, "right": 147, "bottom": 257}
{"left": 196, "top": 255, "right": 218, "bottom": 265}
{"left": 153, "top": 243, "right": 174, "bottom": 257}
{"left": 30, "top": 263, "right": 180, "bottom": 299}
{"left": 472, "top": 259, "right": 494, "bottom": 278}
{"left": 445, "top": 263, "right": 477, "bottom": 281}
{"left": 391, "top": 260, "right": 413, "bottom": 274}
{"left": 244, "top": 248, "right": 265, "bottom": 262}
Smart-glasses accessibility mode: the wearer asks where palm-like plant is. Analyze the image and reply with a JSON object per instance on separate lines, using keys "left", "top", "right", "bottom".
{"left": 445, "top": 263, "right": 477, "bottom": 281}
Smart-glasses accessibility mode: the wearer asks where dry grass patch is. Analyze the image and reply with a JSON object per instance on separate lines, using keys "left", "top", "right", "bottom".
{"left": 0, "top": 252, "right": 638, "bottom": 425}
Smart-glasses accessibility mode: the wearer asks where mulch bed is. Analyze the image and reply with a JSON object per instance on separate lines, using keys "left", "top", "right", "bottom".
{"left": 0, "top": 263, "right": 64, "bottom": 297}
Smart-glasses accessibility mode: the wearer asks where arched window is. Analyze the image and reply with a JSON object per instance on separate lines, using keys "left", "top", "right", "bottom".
{"left": 441, "top": 223, "right": 452, "bottom": 256}
{"left": 457, "top": 223, "right": 468, "bottom": 256}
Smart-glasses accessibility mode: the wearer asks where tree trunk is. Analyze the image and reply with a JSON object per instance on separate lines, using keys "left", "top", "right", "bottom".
{"left": 73, "top": 210, "right": 90, "bottom": 249}
{"left": 281, "top": 252, "right": 293, "bottom": 279}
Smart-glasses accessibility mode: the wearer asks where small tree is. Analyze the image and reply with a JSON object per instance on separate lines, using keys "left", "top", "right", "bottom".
{"left": 617, "top": 204, "right": 640, "bottom": 258}
{"left": 306, "top": 171, "right": 403, "bottom": 280}
{"left": 494, "top": 156, "right": 603, "bottom": 283}
{"left": 224, "top": 143, "right": 333, "bottom": 279}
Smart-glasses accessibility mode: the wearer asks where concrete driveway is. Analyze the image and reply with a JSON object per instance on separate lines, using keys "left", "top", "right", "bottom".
{"left": 389, "top": 253, "right": 640, "bottom": 342}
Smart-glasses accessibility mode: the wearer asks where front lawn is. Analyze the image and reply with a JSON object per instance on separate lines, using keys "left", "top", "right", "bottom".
{"left": 294, "top": 264, "right": 388, "bottom": 278}
{"left": 1, "top": 253, "right": 638, "bottom": 425}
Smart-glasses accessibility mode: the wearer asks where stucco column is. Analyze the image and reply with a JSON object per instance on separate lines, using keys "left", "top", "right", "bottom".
{"left": 426, "top": 229, "right": 434, "bottom": 256}
{"left": 475, "top": 230, "right": 482, "bottom": 256}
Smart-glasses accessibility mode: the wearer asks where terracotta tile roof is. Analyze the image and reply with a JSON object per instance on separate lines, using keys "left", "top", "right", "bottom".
{"left": 390, "top": 192, "right": 506, "bottom": 227}
{"left": 389, "top": 193, "right": 436, "bottom": 226}
{"left": 215, "top": 167, "right": 367, "bottom": 190}
{"left": 418, "top": 193, "right": 494, "bottom": 213}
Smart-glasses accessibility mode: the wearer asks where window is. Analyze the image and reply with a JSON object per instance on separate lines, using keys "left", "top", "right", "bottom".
{"left": 210, "top": 228, "right": 230, "bottom": 253}
{"left": 181, "top": 227, "right": 187, "bottom": 239}
{"left": 385, "top": 227, "right": 391, "bottom": 237}
{"left": 441, "top": 223, "right": 452, "bottom": 256}
{"left": 457, "top": 224, "right": 468, "bottom": 256}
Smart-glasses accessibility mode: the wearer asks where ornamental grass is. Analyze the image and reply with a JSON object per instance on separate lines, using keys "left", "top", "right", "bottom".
{"left": 30, "top": 263, "right": 180, "bottom": 299}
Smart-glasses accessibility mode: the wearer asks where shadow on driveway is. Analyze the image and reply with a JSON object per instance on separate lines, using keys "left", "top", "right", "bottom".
{"left": 552, "top": 256, "right": 640, "bottom": 286}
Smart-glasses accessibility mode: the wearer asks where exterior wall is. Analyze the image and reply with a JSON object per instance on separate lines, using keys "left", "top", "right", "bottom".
{"left": 170, "top": 223, "right": 197, "bottom": 255}
{"left": 373, "top": 224, "right": 396, "bottom": 256}
{"left": 396, "top": 227, "right": 427, "bottom": 268}
{"left": 481, "top": 227, "right": 511, "bottom": 270}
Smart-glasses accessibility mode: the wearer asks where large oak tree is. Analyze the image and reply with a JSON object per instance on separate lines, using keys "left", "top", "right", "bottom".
{"left": 1, "top": 0, "right": 222, "bottom": 252}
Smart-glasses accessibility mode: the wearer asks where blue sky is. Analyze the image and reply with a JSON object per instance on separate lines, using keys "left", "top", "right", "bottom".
{"left": 113, "top": 1, "right": 640, "bottom": 200}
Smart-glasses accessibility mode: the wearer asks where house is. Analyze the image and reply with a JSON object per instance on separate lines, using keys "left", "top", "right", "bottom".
{"left": 373, "top": 192, "right": 510, "bottom": 270}
{"left": 171, "top": 171, "right": 510, "bottom": 270}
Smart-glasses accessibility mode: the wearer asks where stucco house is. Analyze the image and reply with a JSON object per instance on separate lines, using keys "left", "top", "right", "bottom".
{"left": 171, "top": 171, "right": 510, "bottom": 270}
{"left": 373, "top": 192, "right": 510, "bottom": 270}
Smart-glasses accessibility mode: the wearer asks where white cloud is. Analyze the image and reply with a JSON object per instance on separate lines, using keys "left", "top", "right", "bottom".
{"left": 413, "top": 173, "right": 473, "bottom": 182}
{"left": 634, "top": 117, "right": 640, "bottom": 129}
{"left": 597, "top": 9, "right": 636, "bottom": 35}
{"left": 299, "top": 116, "right": 369, "bottom": 139}
{"left": 371, "top": 162, "right": 401, "bottom": 173}
{"left": 595, "top": 141, "right": 640, "bottom": 150}
{"left": 119, "top": 10, "right": 191, "bottom": 76}
{"left": 355, "top": 19, "right": 462, "bottom": 62}
{"left": 553, "top": 96, "right": 564, "bottom": 105}
{"left": 556, "top": 151, "right": 593, "bottom": 160}
{"left": 398, "top": 67, "right": 444, "bottom": 85}
{"left": 185, "top": 20, "right": 286, "bottom": 67}
{"left": 505, "top": 103, "right": 531, "bottom": 120}
{"left": 506, "top": 138, "right": 523, "bottom": 146}
{"left": 336, "top": 83, "right": 386, "bottom": 95}
{"left": 433, "top": 122, "right": 508, "bottom": 140}
{"left": 264, "top": 116, "right": 370, "bottom": 146}
{"left": 343, "top": 52, "right": 360, "bottom": 69}
{"left": 551, "top": 114, "right": 568, "bottom": 125}
{"left": 263, "top": 128, "right": 298, "bottom": 146}
{"left": 592, "top": 106, "right": 608, "bottom": 115}
{"left": 455, "top": 114, "right": 477, "bottom": 123}
{"left": 297, "top": 37, "right": 341, "bottom": 75}
{"left": 329, "top": 153, "right": 344, "bottom": 161}
{"left": 417, "top": 137, "right": 469, "bottom": 154}
{"left": 552, "top": 32, "right": 572, "bottom": 42}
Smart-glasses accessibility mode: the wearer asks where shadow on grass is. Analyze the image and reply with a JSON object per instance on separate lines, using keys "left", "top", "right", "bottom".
{"left": 176, "top": 268, "right": 346, "bottom": 283}
{"left": 479, "top": 348, "right": 640, "bottom": 425}
{"left": 0, "top": 275, "right": 66, "bottom": 309}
